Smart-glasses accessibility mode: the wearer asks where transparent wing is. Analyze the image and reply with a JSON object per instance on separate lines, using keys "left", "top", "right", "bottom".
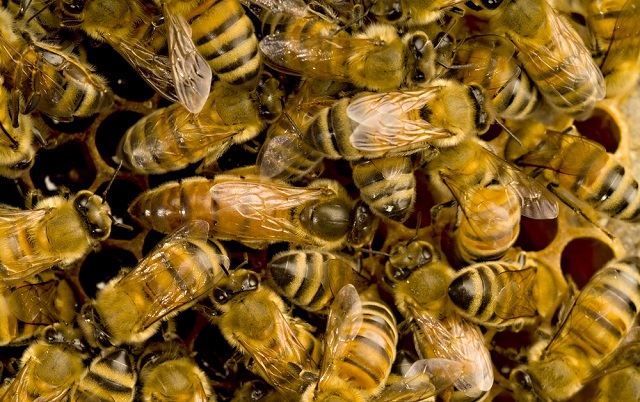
{"left": 0, "top": 208, "right": 65, "bottom": 285}
{"left": 257, "top": 126, "right": 325, "bottom": 181}
{"left": 347, "top": 89, "right": 451, "bottom": 154}
{"left": 374, "top": 358, "right": 463, "bottom": 402}
{"left": 516, "top": 130, "right": 608, "bottom": 175}
{"left": 240, "top": 0, "right": 308, "bottom": 17}
{"left": 165, "top": 5, "right": 212, "bottom": 114}
{"left": 209, "top": 179, "right": 335, "bottom": 244}
{"left": 494, "top": 266, "right": 539, "bottom": 319}
{"left": 117, "top": 221, "right": 229, "bottom": 330}
{"left": 102, "top": 33, "right": 179, "bottom": 103}
{"left": 320, "top": 284, "right": 363, "bottom": 388}
{"left": 599, "top": 0, "right": 640, "bottom": 79}
{"left": 8, "top": 280, "right": 60, "bottom": 325}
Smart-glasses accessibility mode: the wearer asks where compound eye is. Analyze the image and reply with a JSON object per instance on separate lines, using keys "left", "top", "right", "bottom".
{"left": 91, "top": 226, "right": 105, "bottom": 238}
{"left": 387, "top": 2, "right": 402, "bottom": 20}
{"left": 62, "top": 0, "right": 85, "bottom": 13}
{"left": 243, "top": 272, "right": 260, "bottom": 291}
{"left": 481, "top": 0, "right": 502, "bottom": 9}
{"left": 213, "top": 288, "right": 229, "bottom": 304}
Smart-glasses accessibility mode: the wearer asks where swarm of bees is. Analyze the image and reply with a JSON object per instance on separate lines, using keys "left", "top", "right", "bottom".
{"left": 0, "top": 0, "right": 639, "bottom": 400}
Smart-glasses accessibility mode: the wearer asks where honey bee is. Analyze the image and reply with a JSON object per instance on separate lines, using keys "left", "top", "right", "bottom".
{"left": 0, "top": 325, "right": 87, "bottom": 401}
{"left": 128, "top": 175, "right": 378, "bottom": 249}
{"left": 464, "top": 0, "right": 605, "bottom": 119}
{"left": 450, "top": 34, "right": 542, "bottom": 120}
{"left": 117, "top": 75, "right": 283, "bottom": 175}
{"left": 363, "top": 0, "right": 465, "bottom": 27}
{"left": 241, "top": 0, "right": 340, "bottom": 38}
{"left": 0, "top": 270, "right": 76, "bottom": 346}
{"left": 260, "top": 23, "right": 437, "bottom": 91}
{"left": 300, "top": 284, "right": 398, "bottom": 402}
{"left": 591, "top": 366, "right": 640, "bottom": 401}
{"left": 138, "top": 340, "right": 213, "bottom": 402}
{"left": 0, "top": 79, "right": 37, "bottom": 179}
{"left": 70, "top": 348, "right": 137, "bottom": 402}
{"left": 505, "top": 123, "right": 640, "bottom": 223}
{"left": 303, "top": 79, "right": 494, "bottom": 161}
{"left": 351, "top": 155, "right": 418, "bottom": 222}
{"left": 210, "top": 269, "right": 321, "bottom": 401}
{"left": 0, "top": 8, "right": 113, "bottom": 124}
{"left": 267, "top": 249, "right": 368, "bottom": 313}
{"left": 510, "top": 256, "right": 640, "bottom": 401}
{"left": 0, "top": 185, "right": 114, "bottom": 285}
{"left": 78, "top": 220, "right": 230, "bottom": 346}
{"left": 447, "top": 254, "right": 568, "bottom": 331}
{"left": 579, "top": 0, "right": 640, "bottom": 99}
{"left": 425, "top": 138, "right": 558, "bottom": 266}
{"left": 383, "top": 237, "right": 454, "bottom": 320}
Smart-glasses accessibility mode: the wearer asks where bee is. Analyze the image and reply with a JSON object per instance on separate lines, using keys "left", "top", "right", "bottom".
{"left": 351, "top": 155, "right": 418, "bottom": 222}
{"left": 153, "top": 0, "right": 262, "bottom": 94}
{"left": 300, "top": 284, "right": 398, "bottom": 402}
{"left": 210, "top": 269, "right": 322, "bottom": 401}
{"left": 579, "top": 0, "right": 640, "bottom": 99}
{"left": 70, "top": 348, "right": 137, "bottom": 402}
{"left": 363, "top": 0, "right": 465, "bottom": 27}
{"left": 505, "top": 123, "right": 640, "bottom": 223}
{"left": 128, "top": 175, "right": 378, "bottom": 249}
{"left": 117, "top": 75, "right": 283, "bottom": 175}
{"left": 303, "top": 79, "right": 494, "bottom": 161}
{"left": 0, "top": 183, "right": 115, "bottom": 285}
{"left": 241, "top": 0, "right": 340, "bottom": 38}
{"left": 0, "top": 325, "right": 87, "bottom": 401}
{"left": 407, "top": 309, "right": 494, "bottom": 401}
{"left": 510, "top": 256, "right": 640, "bottom": 401}
{"left": 425, "top": 138, "right": 558, "bottom": 266}
{"left": 267, "top": 249, "right": 367, "bottom": 313}
{"left": 0, "top": 8, "right": 113, "bottom": 124}
{"left": 383, "top": 237, "right": 455, "bottom": 320}
{"left": 449, "top": 34, "right": 542, "bottom": 120}
{"left": 0, "top": 270, "right": 76, "bottom": 346}
{"left": 260, "top": 23, "right": 437, "bottom": 91}
{"left": 137, "top": 340, "right": 212, "bottom": 402}
{"left": 591, "top": 366, "right": 640, "bottom": 401}
{"left": 447, "top": 253, "right": 568, "bottom": 331}
{"left": 464, "top": 0, "right": 605, "bottom": 119}
{"left": 0, "top": 79, "right": 37, "bottom": 179}
{"left": 78, "top": 220, "right": 230, "bottom": 346}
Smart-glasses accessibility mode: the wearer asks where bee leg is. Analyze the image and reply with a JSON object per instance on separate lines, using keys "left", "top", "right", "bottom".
{"left": 18, "top": 0, "right": 32, "bottom": 18}
{"left": 23, "top": 59, "right": 41, "bottom": 115}
{"left": 25, "top": 188, "right": 43, "bottom": 209}
{"left": 0, "top": 120, "right": 19, "bottom": 150}
{"left": 32, "top": 127, "right": 47, "bottom": 147}
{"left": 545, "top": 183, "right": 615, "bottom": 240}
{"left": 9, "top": 88, "right": 21, "bottom": 128}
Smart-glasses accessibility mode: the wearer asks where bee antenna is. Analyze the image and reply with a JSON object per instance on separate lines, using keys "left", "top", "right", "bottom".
{"left": 408, "top": 211, "right": 422, "bottom": 243}
{"left": 108, "top": 214, "right": 134, "bottom": 231}
{"left": 27, "top": 0, "right": 52, "bottom": 23}
{"left": 284, "top": 112, "right": 303, "bottom": 137}
{"left": 101, "top": 161, "right": 122, "bottom": 203}
{"left": 354, "top": 247, "right": 391, "bottom": 257}
{"left": 496, "top": 118, "right": 523, "bottom": 147}
{"left": 0, "top": 121, "right": 19, "bottom": 150}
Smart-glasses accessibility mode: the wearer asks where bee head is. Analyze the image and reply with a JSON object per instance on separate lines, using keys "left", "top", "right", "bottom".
{"left": 212, "top": 270, "right": 260, "bottom": 305}
{"left": 347, "top": 200, "right": 378, "bottom": 247}
{"left": 74, "top": 190, "right": 112, "bottom": 240}
{"left": 386, "top": 240, "right": 437, "bottom": 282}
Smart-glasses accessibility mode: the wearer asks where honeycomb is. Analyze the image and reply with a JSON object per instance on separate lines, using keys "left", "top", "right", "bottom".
{"left": 0, "top": 2, "right": 639, "bottom": 401}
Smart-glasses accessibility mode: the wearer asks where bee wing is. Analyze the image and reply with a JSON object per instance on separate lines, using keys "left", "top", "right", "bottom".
{"left": 257, "top": 127, "right": 325, "bottom": 180}
{"left": 513, "top": 6, "right": 605, "bottom": 108}
{"left": 209, "top": 180, "right": 334, "bottom": 244}
{"left": 101, "top": 33, "right": 179, "bottom": 103}
{"left": 0, "top": 208, "right": 66, "bottom": 285}
{"left": 7, "top": 280, "right": 61, "bottom": 325}
{"left": 119, "top": 221, "right": 230, "bottom": 329}
{"left": 407, "top": 306, "right": 494, "bottom": 394}
{"left": 260, "top": 33, "right": 383, "bottom": 81}
{"left": 374, "top": 358, "right": 463, "bottom": 402}
{"left": 599, "top": 0, "right": 640, "bottom": 80}
{"left": 1, "top": 358, "right": 33, "bottom": 401}
{"left": 515, "top": 130, "right": 608, "bottom": 175}
{"left": 326, "top": 256, "right": 368, "bottom": 299}
{"left": 240, "top": 0, "right": 308, "bottom": 17}
{"left": 454, "top": 35, "right": 522, "bottom": 96}
{"left": 320, "top": 284, "right": 363, "bottom": 388}
{"left": 494, "top": 266, "right": 538, "bottom": 319}
{"left": 584, "top": 326, "right": 640, "bottom": 383}
{"left": 164, "top": 4, "right": 212, "bottom": 114}
{"left": 347, "top": 89, "right": 452, "bottom": 154}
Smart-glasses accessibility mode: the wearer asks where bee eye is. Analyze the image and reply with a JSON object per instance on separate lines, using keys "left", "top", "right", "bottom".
{"left": 213, "top": 288, "right": 229, "bottom": 304}
{"left": 481, "top": 0, "right": 502, "bottom": 9}
{"left": 62, "top": 0, "right": 85, "bottom": 13}
{"left": 244, "top": 273, "right": 260, "bottom": 291}
{"left": 387, "top": 1, "right": 402, "bottom": 20}
{"left": 91, "top": 226, "right": 105, "bottom": 237}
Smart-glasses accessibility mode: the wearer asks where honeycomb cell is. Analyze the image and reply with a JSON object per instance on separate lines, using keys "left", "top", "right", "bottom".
{"left": 95, "top": 178, "right": 143, "bottom": 241}
{"left": 0, "top": 177, "right": 27, "bottom": 208}
{"left": 560, "top": 237, "right": 615, "bottom": 288}
{"left": 514, "top": 216, "right": 558, "bottom": 251}
{"left": 41, "top": 114, "right": 97, "bottom": 134}
{"left": 79, "top": 247, "right": 138, "bottom": 300}
{"left": 574, "top": 107, "right": 621, "bottom": 153}
{"left": 30, "top": 141, "right": 97, "bottom": 194}
{"left": 95, "top": 111, "right": 145, "bottom": 169}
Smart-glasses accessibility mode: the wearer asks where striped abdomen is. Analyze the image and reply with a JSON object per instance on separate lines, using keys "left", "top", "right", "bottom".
{"left": 303, "top": 98, "right": 361, "bottom": 160}
{"left": 72, "top": 348, "right": 137, "bottom": 402}
{"left": 351, "top": 156, "right": 416, "bottom": 223}
{"left": 187, "top": 0, "right": 261, "bottom": 89}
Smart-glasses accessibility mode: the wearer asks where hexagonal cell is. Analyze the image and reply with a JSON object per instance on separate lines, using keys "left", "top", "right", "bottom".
{"left": 95, "top": 178, "right": 143, "bottom": 241}
{"left": 574, "top": 107, "right": 621, "bottom": 153}
{"left": 79, "top": 247, "right": 138, "bottom": 300}
{"left": 0, "top": 177, "right": 28, "bottom": 208}
{"left": 85, "top": 42, "right": 156, "bottom": 102}
{"left": 30, "top": 141, "right": 97, "bottom": 195}
{"left": 40, "top": 114, "right": 97, "bottom": 134}
{"left": 95, "top": 111, "right": 144, "bottom": 169}
{"left": 515, "top": 216, "right": 558, "bottom": 251}
{"left": 560, "top": 237, "right": 615, "bottom": 288}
